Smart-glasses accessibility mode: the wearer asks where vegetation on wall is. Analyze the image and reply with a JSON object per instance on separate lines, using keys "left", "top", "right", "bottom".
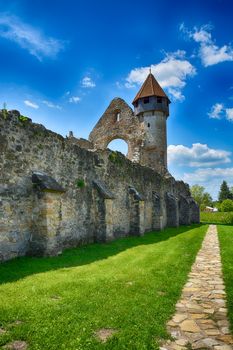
{"left": 1, "top": 102, "right": 8, "bottom": 119}
{"left": 76, "top": 178, "right": 85, "bottom": 188}
{"left": 18, "top": 115, "right": 29, "bottom": 123}
{"left": 109, "top": 151, "right": 123, "bottom": 165}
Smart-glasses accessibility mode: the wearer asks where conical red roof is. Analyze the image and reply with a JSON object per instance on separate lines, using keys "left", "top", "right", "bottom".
{"left": 132, "top": 73, "right": 170, "bottom": 104}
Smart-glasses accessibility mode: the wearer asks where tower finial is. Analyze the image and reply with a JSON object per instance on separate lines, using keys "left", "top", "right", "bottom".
{"left": 149, "top": 66, "right": 151, "bottom": 74}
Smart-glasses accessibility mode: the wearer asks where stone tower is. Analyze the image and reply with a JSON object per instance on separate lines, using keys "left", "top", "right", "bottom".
{"left": 132, "top": 72, "right": 171, "bottom": 174}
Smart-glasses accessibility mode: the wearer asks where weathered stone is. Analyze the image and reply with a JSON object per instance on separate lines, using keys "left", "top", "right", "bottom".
{"left": 173, "top": 314, "right": 188, "bottom": 323}
{"left": 175, "top": 339, "right": 188, "bottom": 346}
{"left": 0, "top": 100, "right": 198, "bottom": 261}
{"left": 180, "top": 320, "right": 200, "bottom": 333}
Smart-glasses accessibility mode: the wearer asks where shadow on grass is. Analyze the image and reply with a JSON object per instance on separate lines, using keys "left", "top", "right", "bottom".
{"left": 0, "top": 224, "right": 203, "bottom": 285}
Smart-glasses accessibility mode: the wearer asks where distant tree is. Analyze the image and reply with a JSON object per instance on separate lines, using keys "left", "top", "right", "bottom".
{"left": 202, "top": 192, "right": 213, "bottom": 207}
{"left": 190, "top": 185, "right": 205, "bottom": 206}
{"left": 231, "top": 186, "right": 233, "bottom": 196}
{"left": 190, "top": 185, "right": 212, "bottom": 207}
{"left": 221, "top": 199, "right": 233, "bottom": 212}
{"left": 218, "top": 181, "right": 233, "bottom": 202}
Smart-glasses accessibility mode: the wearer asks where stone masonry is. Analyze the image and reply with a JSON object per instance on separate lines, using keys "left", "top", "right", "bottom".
{"left": 0, "top": 109, "right": 199, "bottom": 262}
{"left": 161, "top": 225, "right": 233, "bottom": 350}
{"left": 0, "top": 73, "right": 200, "bottom": 262}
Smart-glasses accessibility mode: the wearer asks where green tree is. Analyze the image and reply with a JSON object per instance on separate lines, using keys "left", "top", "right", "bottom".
{"left": 190, "top": 185, "right": 204, "bottom": 206}
{"left": 202, "top": 192, "right": 213, "bottom": 207}
{"left": 190, "top": 185, "right": 212, "bottom": 207}
{"left": 231, "top": 186, "right": 233, "bottom": 196}
{"left": 221, "top": 199, "right": 233, "bottom": 212}
{"left": 218, "top": 181, "right": 233, "bottom": 202}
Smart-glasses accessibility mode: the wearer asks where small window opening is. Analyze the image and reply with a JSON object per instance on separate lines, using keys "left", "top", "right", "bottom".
{"left": 157, "top": 97, "right": 162, "bottom": 103}
{"left": 116, "top": 112, "right": 121, "bottom": 122}
{"left": 143, "top": 97, "right": 149, "bottom": 104}
{"left": 135, "top": 101, "right": 138, "bottom": 107}
{"left": 147, "top": 123, "right": 150, "bottom": 128}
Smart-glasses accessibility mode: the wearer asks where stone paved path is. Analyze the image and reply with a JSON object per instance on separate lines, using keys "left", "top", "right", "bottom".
{"left": 161, "top": 225, "right": 233, "bottom": 350}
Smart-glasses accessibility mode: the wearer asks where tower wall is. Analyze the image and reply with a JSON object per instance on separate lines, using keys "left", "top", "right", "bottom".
{"left": 134, "top": 96, "right": 169, "bottom": 116}
{"left": 140, "top": 111, "right": 167, "bottom": 173}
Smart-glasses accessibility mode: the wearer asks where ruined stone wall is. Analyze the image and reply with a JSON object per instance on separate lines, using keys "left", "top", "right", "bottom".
{"left": 89, "top": 98, "right": 145, "bottom": 163}
{"left": 0, "top": 110, "right": 199, "bottom": 262}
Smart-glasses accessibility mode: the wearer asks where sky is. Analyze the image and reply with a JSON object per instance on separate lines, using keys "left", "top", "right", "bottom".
{"left": 0, "top": 0, "right": 233, "bottom": 199}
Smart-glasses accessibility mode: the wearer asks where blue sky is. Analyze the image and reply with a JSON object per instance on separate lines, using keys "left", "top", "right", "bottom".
{"left": 0, "top": 0, "right": 233, "bottom": 199}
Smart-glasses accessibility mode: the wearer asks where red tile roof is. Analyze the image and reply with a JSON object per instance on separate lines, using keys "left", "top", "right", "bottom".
{"left": 132, "top": 73, "right": 170, "bottom": 104}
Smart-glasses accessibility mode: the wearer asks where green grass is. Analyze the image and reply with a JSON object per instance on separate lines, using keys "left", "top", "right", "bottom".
{"left": 218, "top": 225, "right": 233, "bottom": 334}
{"left": 0, "top": 225, "right": 207, "bottom": 350}
{"left": 201, "top": 211, "right": 233, "bottom": 224}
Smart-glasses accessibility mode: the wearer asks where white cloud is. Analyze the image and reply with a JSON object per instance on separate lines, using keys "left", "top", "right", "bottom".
{"left": 24, "top": 100, "right": 39, "bottom": 109}
{"left": 180, "top": 24, "right": 233, "bottom": 67}
{"left": 168, "top": 143, "right": 231, "bottom": 167}
{"left": 42, "top": 100, "right": 62, "bottom": 110}
{"left": 0, "top": 14, "right": 65, "bottom": 61}
{"left": 69, "top": 96, "right": 81, "bottom": 103}
{"left": 126, "top": 51, "right": 196, "bottom": 101}
{"left": 182, "top": 167, "right": 233, "bottom": 199}
{"left": 208, "top": 103, "right": 224, "bottom": 119}
{"left": 81, "top": 76, "right": 96, "bottom": 88}
{"left": 184, "top": 167, "right": 233, "bottom": 183}
{"left": 208, "top": 103, "right": 233, "bottom": 122}
{"left": 226, "top": 108, "right": 233, "bottom": 121}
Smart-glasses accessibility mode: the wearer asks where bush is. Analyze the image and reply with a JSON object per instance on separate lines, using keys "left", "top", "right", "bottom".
{"left": 201, "top": 211, "right": 233, "bottom": 224}
{"left": 221, "top": 199, "right": 233, "bottom": 212}
{"left": 109, "top": 151, "right": 123, "bottom": 165}
{"left": 18, "top": 115, "right": 29, "bottom": 123}
{"left": 76, "top": 179, "right": 85, "bottom": 188}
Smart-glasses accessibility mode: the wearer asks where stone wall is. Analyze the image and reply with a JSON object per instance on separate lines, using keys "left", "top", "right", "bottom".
{"left": 0, "top": 110, "right": 199, "bottom": 262}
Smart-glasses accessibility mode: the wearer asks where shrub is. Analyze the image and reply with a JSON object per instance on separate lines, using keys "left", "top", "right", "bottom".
{"left": 18, "top": 115, "right": 29, "bottom": 123}
{"left": 109, "top": 151, "right": 123, "bottom": 165}
{"left": 221, "top": 199, "right": 233, "bottom": 212}
{"left": 76, "top": 179, "right": 85, "bottom": 188}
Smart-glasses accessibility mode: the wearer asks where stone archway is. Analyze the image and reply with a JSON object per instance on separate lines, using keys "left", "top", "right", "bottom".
{"left": 89, "top": 98, "right": 144, "bottom": 163}
{"left": 107, "top": 138, "right": 128, "bottom": 156}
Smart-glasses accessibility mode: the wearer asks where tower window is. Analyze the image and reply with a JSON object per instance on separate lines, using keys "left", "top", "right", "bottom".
{"left": 157, "top": 97, "right": 162, "bottom": 103}
{"left": 143, "top": 97, "right": 149, "bottom": 104}
{"left": 147, "top": 123, "right": 150, "bottom": 128}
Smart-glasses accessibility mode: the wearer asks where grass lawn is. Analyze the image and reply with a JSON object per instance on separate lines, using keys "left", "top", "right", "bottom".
{"left": 0, "top": 225, "right": 207, "bottom": 350}
{"left": 218, "top": 225, "right": 233, "bottom": 334}
{"left": 201, "top": 211, "right": 233, "bottom": 224}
